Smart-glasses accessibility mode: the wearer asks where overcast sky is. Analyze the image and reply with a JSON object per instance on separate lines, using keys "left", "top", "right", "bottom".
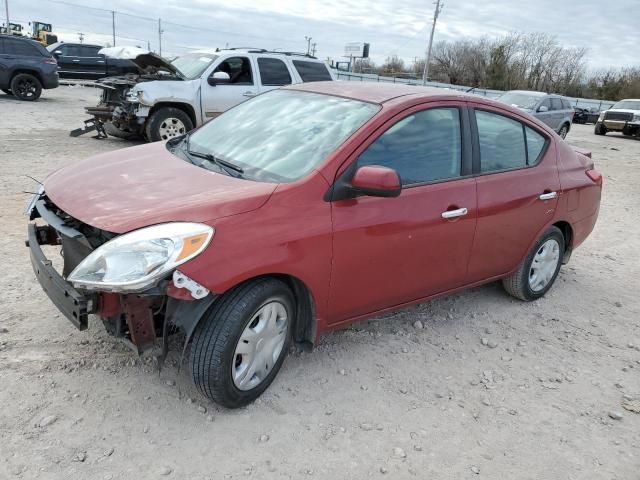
{"left": 9, "top": 0, "right": 638, "bottom": 70}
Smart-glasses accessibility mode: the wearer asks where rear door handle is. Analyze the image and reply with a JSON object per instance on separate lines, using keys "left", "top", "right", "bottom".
{"left": 441, "top": 207, "right": 468, "bottom": 219}
{"left": 72, "top": 59, "right": 80, "bottom": 62}
{"left": 242, "top": 91, "right": 255, "bottom": 97}
{"left": 539, "top": 192, "right": 557, "bottom": 201}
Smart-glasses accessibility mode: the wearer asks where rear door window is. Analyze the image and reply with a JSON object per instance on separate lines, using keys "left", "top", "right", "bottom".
{"left": 525, "top": 127, "right": 547, "bottom": 164}
{"left": 80, "top": 46, "right": 101, "bottom": 57}
{"left": 476, "top": 110, "right": 527, "bottom": 172}
{"left": 551, "top": 98, "right": 563, "bottom": 111}
{"left": 292, "top": 60, "right": 332, "bottom": 82}
{"left": 257, "top": 58, "right": 292, "bottom": 86}
{"left": 5, "top": 39, "right": 39, "bottom": 56}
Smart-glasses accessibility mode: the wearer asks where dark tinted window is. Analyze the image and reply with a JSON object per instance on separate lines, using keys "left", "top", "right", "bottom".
{"left": 60, "top": 45, "right": 83, "bottom": 57}
{"left": 213, "top": 56, "right": 253, "bottom": 85}
{"left": 551, "top": 98, "right": 564, "bottom": 110}
{"left": 526, "top": 127, "right": 546, "bottom": 164}
{"left": 476, "top": 110, "right": 527, "bottom": 172}
{"left": 358, "top": 108, "right": 462, "bottom": 186}
{"left": 80, "top": 46, "right": 101, "bottom": 57}
{"left": 292, "top": 60, "right": 331, "bottom": 82}
{"left": 4, "top": 38, "right": 39, "bottom": 56}
{"left": 562, "top": 99, "right": 572, "bottom": 109}
{"left": 257, "top": 58, "right": 291, "bottom": 86}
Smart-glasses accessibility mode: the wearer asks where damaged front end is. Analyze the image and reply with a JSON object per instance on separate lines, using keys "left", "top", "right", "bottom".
{"left": 26, "top": 192, "right": 215, "bottom": 360}
{"left": 71, "top": 51, "right": 183, "bottom": 139}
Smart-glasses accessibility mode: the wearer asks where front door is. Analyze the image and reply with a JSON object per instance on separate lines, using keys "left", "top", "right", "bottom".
{"left": 328, "top": 104, "right": 477, "bottom": 324}
{"left": 201, "top": 56, "right": 258, "bottom": 121}
{"left": 466, "top": 106, "right": 560, "bottom": 282}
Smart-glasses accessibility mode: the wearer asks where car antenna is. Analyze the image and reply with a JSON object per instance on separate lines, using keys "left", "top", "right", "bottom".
{"left": 25, "top": 174, "right": 43, "bottom": 185}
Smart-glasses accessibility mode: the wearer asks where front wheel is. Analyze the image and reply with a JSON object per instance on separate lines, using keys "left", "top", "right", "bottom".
{"left": 190, "top": 278, "right": 294, "bottom": 408}
{"left": 144, "top": 107, "right": 193, "bottom": 142}
{"left": 594, "top": 123, "right": 607, "bottom": 135}
{"left": 502, "top": 226, "right": 564, "bottom": 301}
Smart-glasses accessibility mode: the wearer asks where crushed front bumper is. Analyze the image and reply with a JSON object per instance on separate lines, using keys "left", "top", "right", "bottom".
{"left": 27, "top": 224, "right": 96, "bottom": 330}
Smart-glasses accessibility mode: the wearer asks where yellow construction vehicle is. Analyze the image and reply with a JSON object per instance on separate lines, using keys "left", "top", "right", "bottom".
{"left": 30, "top": 21, "right": 58, "bottom": 46}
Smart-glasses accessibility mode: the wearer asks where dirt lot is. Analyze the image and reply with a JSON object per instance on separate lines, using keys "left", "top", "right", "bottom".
{"left": 0, "top": 86, "right": 639, "bottom": 480}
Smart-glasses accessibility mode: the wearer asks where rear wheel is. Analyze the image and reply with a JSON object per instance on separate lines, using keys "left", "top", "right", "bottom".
{"left": 1, "top": 88, "right": 12, "bottom": 95}
{"left": 144, "top": 107, "right": 193, "bottom": 142}
{"left": 10, "top": 73, "right": 42, "bottom": 101}
{"left": 594, "top": 123, "right": 607, "bottom": 135}
{"left": 190, "top": 278, "right": 294, "bottom": 408}
{"left": 502, "top": 226, "right": 564, "bottom": 301}
{"left": 558, "top": 123, "right": 569, "bottom": 139}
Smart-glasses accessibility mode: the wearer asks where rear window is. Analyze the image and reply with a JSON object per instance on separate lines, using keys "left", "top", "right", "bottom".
{"left": 2, "top": 38, "right": 42, "bottom": 56}
{"left": 292, "top": 60, "right": 332, "bottom": 82}
{"left": 257, "top": 58, "right": 292, "bottom": 86}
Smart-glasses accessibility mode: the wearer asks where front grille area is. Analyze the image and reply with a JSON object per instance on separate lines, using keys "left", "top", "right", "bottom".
{"left": 605, "top": 111, "right": 633, "bottom": 121}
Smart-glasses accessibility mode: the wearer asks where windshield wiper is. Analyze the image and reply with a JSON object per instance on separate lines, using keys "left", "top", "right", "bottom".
{"left": 184, "top": 135, "right": 244, "bottom": 177}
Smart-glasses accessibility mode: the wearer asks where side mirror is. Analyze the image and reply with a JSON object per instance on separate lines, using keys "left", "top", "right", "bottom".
{"left": 538, "top": 105, "right": 549, "bottom": 113}
{"left": 351, "top": 165, "right": 401, "bottom": 198}
{"left": 53, "top": 50, "right": 62, "bottom": 56}
{"left": 208, "top": 71, "right": 230, "bottom": 86}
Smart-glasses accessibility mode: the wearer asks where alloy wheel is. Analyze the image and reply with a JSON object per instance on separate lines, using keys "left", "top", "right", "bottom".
{"left": 158, "top": 117, "right": 186, "bottom": 140}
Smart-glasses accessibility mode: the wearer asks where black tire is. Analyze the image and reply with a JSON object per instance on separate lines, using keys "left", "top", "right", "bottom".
{"left": 190, "top": 278, "right": 295, "bottom": 408}
{"left": 502, "top": 226, "right": 564, "bottom": 301}
{"left": 1, "top": 88, "right": 12, "bottom": 95}
{"left": 594, "top": 123, "right": 607, "bottom": 136}
{"left": 558, "top": 123, "right": 569, "bottom": 139}
{"left": 10, "top": 73, "right": 42, "bottom": 101}
{"left": 103, "top": 122, "right": 139, "bottom": 140}
{"left": 144, "top": 107, "right": 193, "bottom": 142}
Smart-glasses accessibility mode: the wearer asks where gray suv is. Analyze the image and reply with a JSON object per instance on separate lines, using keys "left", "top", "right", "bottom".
{"left": 497, "top": 90, "right": 574, "bottom": 139}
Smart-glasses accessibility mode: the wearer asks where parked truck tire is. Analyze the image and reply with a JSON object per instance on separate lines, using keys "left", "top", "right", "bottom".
{"left": 594, "top": 123, "right": 607, "bottom": 135}
{"left": 103, "top": 122, "right": 140, "bottom": 140}
{"left": 145, "top": 107, "right": 194, "bottom": 142}
{"left": 10, "top": 73, "right": 42, "bottom": 101}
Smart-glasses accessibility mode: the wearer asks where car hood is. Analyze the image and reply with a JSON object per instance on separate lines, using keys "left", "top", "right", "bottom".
{"left": 607, "top": 108, "right": 640, "bottom": 114}
{"left": 99, "top": 46, "right": 181, "bottom": 77}
{"left": 44, "top": 142, "right": 277, "bottom": 234}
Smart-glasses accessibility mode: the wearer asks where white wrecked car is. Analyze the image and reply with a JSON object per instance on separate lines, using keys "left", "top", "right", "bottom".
{"left": 82, "top": 47, "right": 335, "bottom": 142}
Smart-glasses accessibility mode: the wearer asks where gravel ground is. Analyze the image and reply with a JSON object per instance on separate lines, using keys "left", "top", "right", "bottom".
{"left": 0, "top": 86, "right": 639, "bottom": 479}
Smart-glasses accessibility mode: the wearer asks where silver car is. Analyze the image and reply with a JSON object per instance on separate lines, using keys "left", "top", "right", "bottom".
{"left": 497, "top": 90, "right": 574, "bottom": 139}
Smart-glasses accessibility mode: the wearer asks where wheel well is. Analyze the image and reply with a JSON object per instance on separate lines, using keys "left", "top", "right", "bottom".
{"left": 10, "top": 69, "right": 43, "bottom": 85}
{"left": 553, "top": 221, "right": 573, "bottom": 262}
{"left": 149, "top": 102, "right": 197, "bottom": 127}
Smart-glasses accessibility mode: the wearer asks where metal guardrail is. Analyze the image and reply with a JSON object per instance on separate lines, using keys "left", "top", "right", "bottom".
{"left": 335, "top": 72, "right": 615, "bottom": 111}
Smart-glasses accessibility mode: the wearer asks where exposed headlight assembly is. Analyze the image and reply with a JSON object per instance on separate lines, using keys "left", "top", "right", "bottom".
{"left": 633, "top": 114, "right": 640, "bottom": 122}
{"left": 68, "top": 223, "right": 213, "bottom": 293}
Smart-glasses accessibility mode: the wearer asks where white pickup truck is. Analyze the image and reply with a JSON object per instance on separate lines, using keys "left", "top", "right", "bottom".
{"left": 594, "top": 99, "right": 640, "bottom": 137}
{"left": 83, "top": 47, "right": 336, "bottom": 142}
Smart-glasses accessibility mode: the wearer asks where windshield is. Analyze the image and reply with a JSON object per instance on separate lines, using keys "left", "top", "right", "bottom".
{"left": 171, "top": 53, "right": 218, "bottom": 79}
{"left": 498, "top": 92, "right": 543, "bottom": 110}
{"left": 186, "top": 90, "right": 380, "bottom": 182}
{"left": 612, "top": 100, "right": 640, "bottom": 110}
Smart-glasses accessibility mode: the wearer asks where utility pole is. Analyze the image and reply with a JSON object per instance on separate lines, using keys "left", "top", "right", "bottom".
{"left": 158, "top": 18, "right": 163, "bottom": 56}
{"left": 4, "top": 0, "right": 9, "bottom": 31}
{"left": 304, "top": 36, "right": 312, "bottom": 55}
{"left": 422, "top": 0, "right": 443, "bottom": 86}
{"left": 78, "top": 32, "right": 84, "bottom": 43}
{"left": 310, "top": 42, "right": 317, "bottom": 57}
{"left": 111, "top": 10, "right": 116, "bottom": 46}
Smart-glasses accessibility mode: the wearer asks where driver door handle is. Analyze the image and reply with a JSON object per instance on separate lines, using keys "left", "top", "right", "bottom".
{"left": 441, "top": 207, "right": 468, "bottom": 219}
{"left": 539, "top": 191, "right": 558, "bottom": 201}
{"left": 243, "top": 91, "right": 255, "bottom": 97}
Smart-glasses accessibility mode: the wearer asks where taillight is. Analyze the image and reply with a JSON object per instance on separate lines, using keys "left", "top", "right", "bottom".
{"left": 44, "top": 57, "right": 57, "bottom": 65}
{"left": 586, "top": 169, "right": 603, "bottom": 186}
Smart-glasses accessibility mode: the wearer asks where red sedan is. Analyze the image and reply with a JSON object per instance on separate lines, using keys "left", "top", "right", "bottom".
{"left": 27, "top": 82, "right": 602, "bottom": 407}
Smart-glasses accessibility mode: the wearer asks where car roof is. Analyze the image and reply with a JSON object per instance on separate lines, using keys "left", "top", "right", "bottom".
{"left": 285, "top": 81, "right": 473, "bottom": 104}
{"left": 192, "top": 48, "right": 324, "bottom": 61}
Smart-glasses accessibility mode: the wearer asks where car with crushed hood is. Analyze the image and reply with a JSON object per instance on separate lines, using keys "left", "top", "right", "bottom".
{"left": 27, "top": 82, "right": 602, "bottom": 408}
{"left": 83, "top": 46, "right": 335, "bottom": 142}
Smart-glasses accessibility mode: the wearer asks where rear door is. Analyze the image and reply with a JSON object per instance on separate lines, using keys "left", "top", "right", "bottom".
{"left": 0, "top": 37, "right": 10, "bottom": 86}
{"left": 550, "top": 98, "right": 565, "bottom": 131}
{"left": 255, "top": 56, "right": 293, "bottom": 94}
{"left": 466, "top": 105, "right": 560, "bottom": 282}
{"left": 535, "top": 98, "right": 555, "bottom": 129}
{"left": 79, "top": 45, "right": 106, "bottom": 76}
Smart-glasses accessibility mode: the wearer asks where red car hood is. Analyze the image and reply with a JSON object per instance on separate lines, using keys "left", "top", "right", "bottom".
{"left": 44, "top": 142, "right": 277, "bottom": 233}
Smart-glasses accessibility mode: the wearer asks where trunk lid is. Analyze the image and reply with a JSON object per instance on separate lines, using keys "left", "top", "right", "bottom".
{"left": 44, "top": 142, "right": 277, "bottom": 234}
